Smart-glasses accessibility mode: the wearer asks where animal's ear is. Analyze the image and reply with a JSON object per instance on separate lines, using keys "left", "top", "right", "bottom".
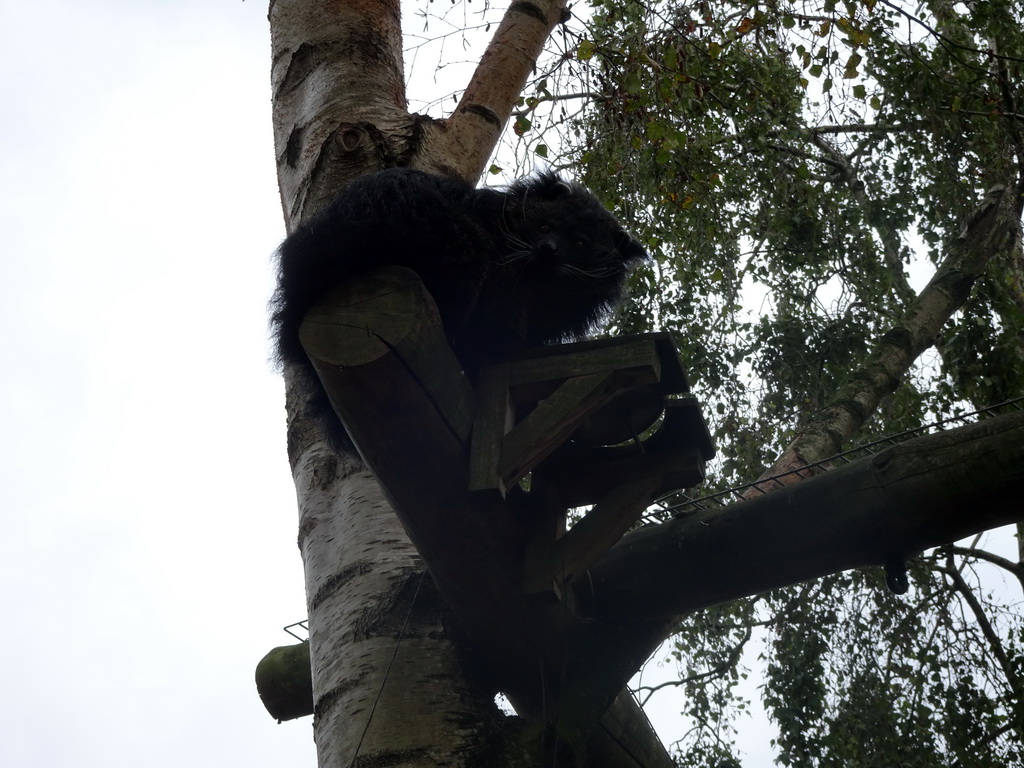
{"left": 534, "top": 171, "right": 573, "bottom": 198}
{"left": 552, "top": 179, "right": 573, "bottom": 197}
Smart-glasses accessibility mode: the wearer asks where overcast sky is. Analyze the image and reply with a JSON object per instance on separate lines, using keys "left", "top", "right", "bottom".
{"left": 1, "top": 2, "right": 319, "bottom": 765}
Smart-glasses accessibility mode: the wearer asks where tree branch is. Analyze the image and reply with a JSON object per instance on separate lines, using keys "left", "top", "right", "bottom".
{"left": 747, "top": 182, "right": 1021, "bottom": 490}
{"left": 947, "top": 545, "right": 1024, "bottom": 593}
{"left": 428, "top": 0, "right": 569, "bottom": 181}
{"left": 808, "top": 132, "right": 915, "bottom": 302}
{"left": 582, "top": 410, "right": 1024, "bottom": 621}
{"left": 553, "top": 411, "right": 1024, "bottom": 731}
{"left": 939, "top": 551, "right": 1023, "bottom": 699}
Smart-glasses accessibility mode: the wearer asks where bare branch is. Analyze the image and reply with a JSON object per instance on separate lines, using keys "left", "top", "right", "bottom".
{"left": 431, "top": 0, "right": 569, "bottom": 181}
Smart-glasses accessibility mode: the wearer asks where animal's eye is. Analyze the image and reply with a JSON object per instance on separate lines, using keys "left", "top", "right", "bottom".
{"left": 539, "top": 224, "right": 551, "bottom": 234}
{"left": 574, "top": 239, "right": 584, "bottom": 249}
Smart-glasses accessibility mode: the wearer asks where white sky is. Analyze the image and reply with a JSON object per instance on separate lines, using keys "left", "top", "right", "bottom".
{"left": 1, "top": 1, "right": 315, "bottom": 765}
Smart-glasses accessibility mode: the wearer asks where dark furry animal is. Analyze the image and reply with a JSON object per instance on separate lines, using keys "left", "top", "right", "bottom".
{"left": 271, "top": 167, "right": 647, "bottom": 451}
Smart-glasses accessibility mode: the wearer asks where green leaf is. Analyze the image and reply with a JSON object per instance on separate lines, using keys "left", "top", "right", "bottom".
{"left": 665, "top": 45, "right": 678, "bottom": 70}
{"left": 646, "top": 120, "right": 668, "bottom": 141}
{"left": 624, "top": 70, "right": 643, "bottom": 95}
{"left": 844, "top": 52, "right": 862, "bottom": 79}
{"left": 570, "top": 4, "right": 1024, "bottom": 761}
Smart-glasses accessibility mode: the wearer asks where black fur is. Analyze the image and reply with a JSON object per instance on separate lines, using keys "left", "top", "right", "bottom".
{"left": 270, "top": 168, "right": 647, "bottom": 451}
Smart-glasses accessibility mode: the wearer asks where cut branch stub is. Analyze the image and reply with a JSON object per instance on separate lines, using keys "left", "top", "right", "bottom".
{"left": 255, "top": 642, "right": 314, "bottom": 723}
{"left": 299, "top": 265, "right": 476, "bottom": 460}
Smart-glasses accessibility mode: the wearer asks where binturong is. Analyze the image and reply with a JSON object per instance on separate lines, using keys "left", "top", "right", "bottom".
{"left": 270, "top": 167, "right": 649, "bottom": 453}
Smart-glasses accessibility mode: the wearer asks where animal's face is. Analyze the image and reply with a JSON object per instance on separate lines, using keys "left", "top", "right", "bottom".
{"left": 503, "top": 178, "right": 648, "bottom": 282}
{"left": 523, "top": 215, "right": 642, "bottom": 280}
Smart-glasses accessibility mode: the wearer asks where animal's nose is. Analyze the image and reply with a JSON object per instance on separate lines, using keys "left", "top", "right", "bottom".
{"left": 537, "top": 236, "right": 560, "bottom": 258}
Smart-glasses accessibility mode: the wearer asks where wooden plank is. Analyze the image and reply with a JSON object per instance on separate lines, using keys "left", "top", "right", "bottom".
{"left": 533, "top": 400, "right": 711, "bottom": 508}
{"left": 472, "top": 334, "right": 701, "bottom": 495}
{"left": 499, "top": 372, "right": 617, "bottom": 488}
{"left": 569, "top": 386, "right": 665, "bottom": 446}
{"left": 665, "top": 395, "right": 716, "bottom": 461}
{"left": 469, "top": 363, "right": 513, "bottom": 497}
{"left": 555, "top": 476, "right": 664, "bottom": 586}
{"left": 506, "top": 337, "right": 663, "bottom": 403}
{"left": 652, "top": 334, "right": 690, "bottom": 394}
{"left": 521, "top": 489, "right": 566, "bottom": 599}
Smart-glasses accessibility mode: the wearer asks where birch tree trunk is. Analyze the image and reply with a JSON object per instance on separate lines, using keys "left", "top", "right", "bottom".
{"left": 268, "top": 1, "right": 568, "bottom": 764}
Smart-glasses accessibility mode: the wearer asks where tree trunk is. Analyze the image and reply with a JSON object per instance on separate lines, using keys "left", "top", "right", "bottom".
{"left": 268, "top": 1, "right": 600, "bottom": 765}
{"left": 296, "top": 455, "right": 503, "bottom": 765}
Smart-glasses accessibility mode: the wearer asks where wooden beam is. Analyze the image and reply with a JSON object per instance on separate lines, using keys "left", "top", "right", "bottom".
{"left": 500, "top": 370, "right": 620, "bottom": 487}
{"left": 299, "top": 267, "right": 526, "bottom": 647}
{"left": 555, "top": 476, "right": 663, "bottom": 586}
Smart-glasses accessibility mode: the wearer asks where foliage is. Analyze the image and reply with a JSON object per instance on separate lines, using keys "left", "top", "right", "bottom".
{"left": 522, "top": 0, "right": 1024, "bottom": 763}
{"left": 568, "top": 0, "right": 1024, "bottom": 461}
{"left": 759, "top": 555, "right": 1024, "bottom": 767}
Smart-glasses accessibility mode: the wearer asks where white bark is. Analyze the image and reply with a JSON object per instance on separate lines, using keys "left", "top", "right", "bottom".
{"left": 268, "top": 1, "right": 571, "bottom": 764}
{"left": 296, "top": 450, "right": 495, "bottom": 766}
